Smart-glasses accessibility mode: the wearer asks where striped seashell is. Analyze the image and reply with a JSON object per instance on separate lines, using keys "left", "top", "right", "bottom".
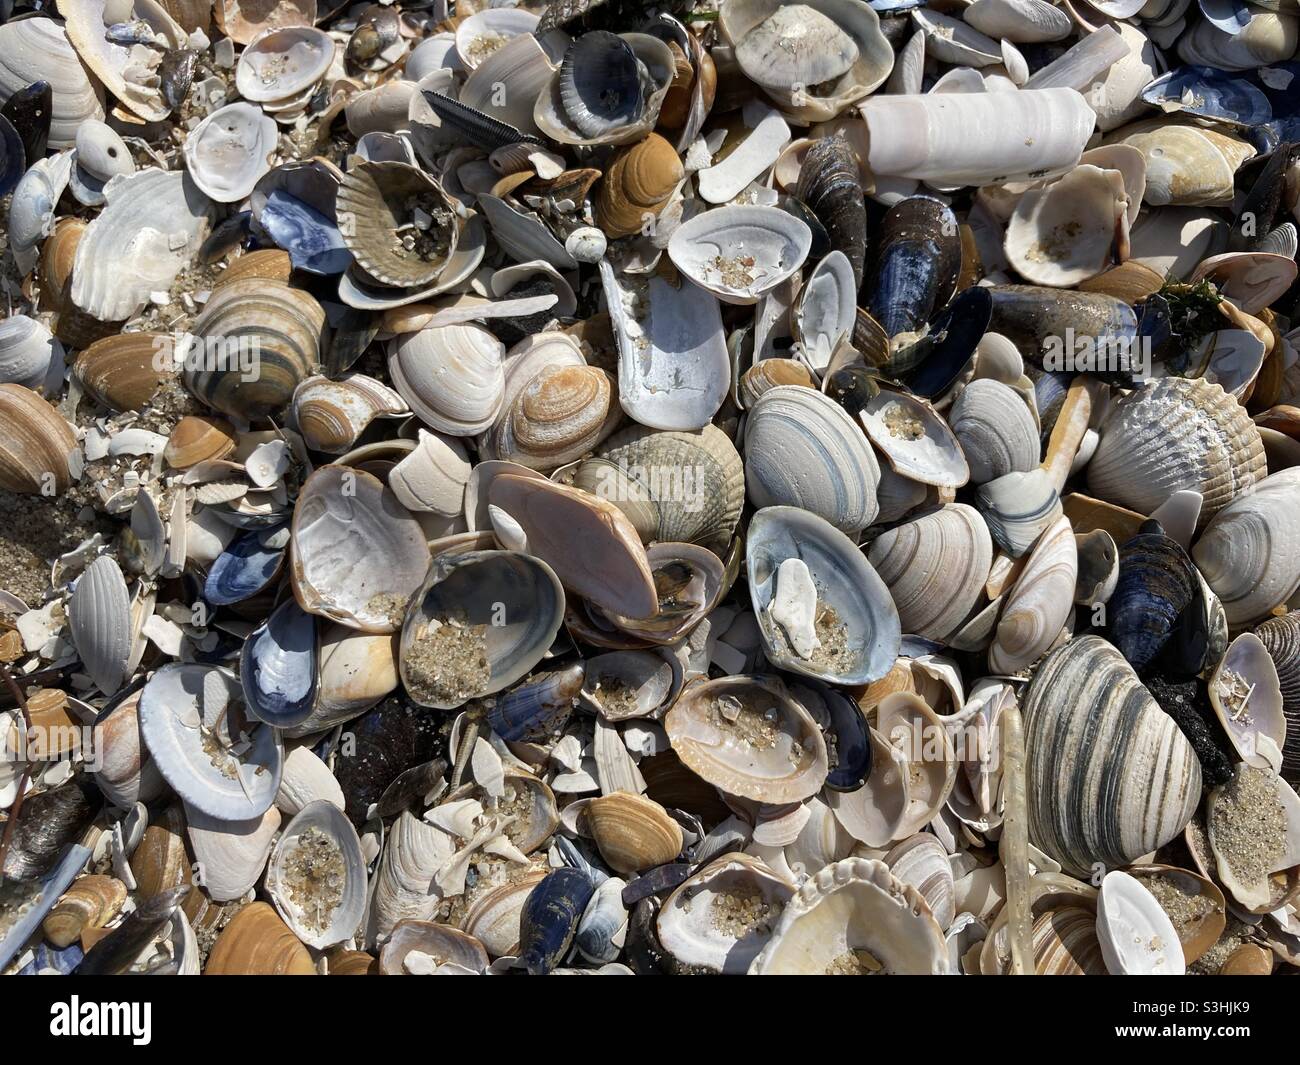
{"left": 0, "top": 384, "right": 77, "bottom": 495}
{"left": 291, "top": 373, "right": 408, "bottom": 454}
{"left": 988, "top": 515, "right": 1077, "bottom": 674}
{"left": 42, "top": 875, "right": 128, "bottom": 948}
{"left": 885, "top": 833, "right": 956, "bottom": 931}
{"left": 737, "top": 358, "right": 816, "bottom": 409}
{"left": 571, "top": 423, "right": 744, "bottom": 553}
{"left": 164, "top": 416, "right": 238, "bottom": 469}
{"left": 586, "top": 792, "right": 683, "bottom": 875}
{"left": 867, "top": 503, "right": 993, "bottom": 643}
{"left": 0, "top": 17, "right": 105, "bottom": 149}
{"left": 0, "top": 315, "right": 62, "bottom": 393}
{"left": 1192, "top": 467, "right": 1300, "bottom": 626}
{"left": 744, "top": 386, "right": 880, "bottom": 534}
{"left": 596, "top": 133, "right": 683, "bottom": 238}
{"left": 389, "top": 429, "right": 471, "bottom": 518}
{"left": 206, "top": 901, "right": 316, "bottom": 975}
{"left": 948, "top": 379, "right": 1040, "bottom": 484}
{"left": 73, "top": 333, "right": 172, "bottom": 412}
{"left": 388, "top": 323, "right": 505, "bottom": 437}
{"left": 1087, "top": 377, "right": 1266, "bottom": 528}
{"left": 68, "top": 555, "right": 133, "bottom": 697}
{"left": 1022, "top": 636, "right": 1201, "bottom": 877}
{"left": 217, "top": 249, "right": 293, "bottom": 289}
{"left": 185, "top": 278, "right": 325, "bottom": 420}
{"left": 1253, "top": 611, "right": 1300, "bottom": 789}
{"left": 1032, "top": 906, "right": 1107, "bottom": 975}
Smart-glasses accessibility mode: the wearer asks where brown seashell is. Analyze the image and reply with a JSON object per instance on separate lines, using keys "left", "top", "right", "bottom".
{"left": 1077, "top": 260, "right": 1165, "bottom": 304}
{"left": 1032, "top": 906, "right": 1107, "bottom": 975}
{"left": 217, "top": 249, "right": 293, "bottom": 289}
{"left": 129, "top": 804, "right": 192, "bottom": 898}
{"left": 1219, "top": 942, "right": 1273, "bottom": 975}
{"left": 738, "top": 358, "right": 816, "bottom": 408}
{"left": 38, "top": 218, "right": 86, "bottom": 314}
{"left": 585, "top": 792, "right": 684, "bottom": 874}
{"left": 217, "top": 0, "right": 317, "bottom": 45}
{"left": 1127, "top": 863, "right": 1226, "bottom": 966}
{"left": 164, "top": 415, "right": 239, "bottom": 469}
{"left": 655, "top": 40, "right": 695, "bottom": 129}
{"left": 205, "top": 901, "right": 316, "bottom": 974}
{"left": 73, "top": 333, "right": 173, "bottom": 412}
{"left": 0, "top": 384, "right": 77, "bottom": 495}
{"left": 12, "top": 689, "right": 81, "bottom": 758}
{"left": 326, "top": 948, "right": 379, "bottom": 974}
{"left": 1061, "top": 492, "right": 1147, "bottom": 543}
{"left": 597, "top": 133, "right": 683, "bottom": 238}
{"left": 42, "top": 875, "right": 128, "bottom": 948}
{"left": 157, "top": 0, "right": 213, "bottom": 34}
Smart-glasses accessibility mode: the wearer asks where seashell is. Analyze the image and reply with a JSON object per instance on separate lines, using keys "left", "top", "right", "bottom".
{"left": 722, "top": 0, "right": 894, "bottom": 123}
{"left": 183, "top": 102, "right": 278, "bottom": 203}
{"left": 92, "top": 692, "right": 166, "bottom": 809}
{"left": 1105, "top": 521, "right": 1199, "bottom": 673}
{"left": 603, "top": 542, "right": 725, "bottom": 646}
{"left": 287, "top": 625, "right": 398, "bottom": 739}
{"left": 667, "top": 205, "right": 811, "bottom": 306}
{"left": 204, "top": 528, "right": 286, "bottom": 605}
{"left": 1206, "top": 765, "right": 1300, "bottom": 912}
{"left": 462, "top": 868, "right": 548, "bottom": 957}
{"left": 747, "top": 506, "right": 901, "bottom": 685}
{"left": 138, "top": 663, "right": 283, "bottom": 821}
{"left": 738, "top": 359, "right": 816, "bottom": 409}
{"left": 1192, "top": 251, "right": 1299, "bottom": 317}
{"left": 1191, "top": 467, "right": 1300, "bottom": 625}
{"left": 1220, "top": 943, "right": 1274, "bottom": 976}
{"left": 861, "top": 87, "right": 1095, "bottom": 187}
{"left": 205, "top": 902, "right": 315, "bottom": 975}
{"left": 0, "top": 314, "right": 62, "bottom": 393}
{"left": 235, "top": 25, "right": 333, "bottom": 102}
{"left": 0, "top": 384, "right": 77, "bottom": 496}
{"left": 186, "top": 805, "right": 281, "bottom": 902}
{"left": 1005, "top": 165, "right": 1130, "bottom": 287}
{"left": 291, "top": 374, "right": 407, "bottom": 455}
{"left": 1208, "top": 633, "right": 1287, "bottom": 772}
{"left": 572, "top": 423, "right": 744, "bottom": 553}
{"left": 743, "top": 386, "right": 879, "bottom": 534}
{"left": 69, "top": 555, "right": 133, "bottom": 698}
{"left": 792, "top": 251, "right": 856, "bottom": 370}
{"left": 795, "top": 136, "right": 867, "bottom": 289}
{"left": 218, "top": 249, "right": 293, "bottom": 289}
{"left": 43, "top": 875, "right": 128, "bottom": 948}
{"left": 586, "top": 793, "right": 683, "bottom": 874}
{"left": 62, "top": 0, "right": 187, "bottom": 123}
{"left": 885, "top": 834, "right": 955, "bottom": 931}
{"left": 964, "top": 0, "right": 1072, "bottom": 42}
{"left": 518, "top": 867, "right": 597, "bottom": 976}
{"left": 698, "top": 106, "right": 789, "bottom": 205}
{"left": 1088, "top": 377, "right": 1265, "bottom": 527}
{"left": 380, "top": 920, "right": 488, "bottom": 975}
{"left": 73, "top": 883, "right": 191, "bottom": 975}
{"left": 72, "top": 168, "right": 217, "bottom": 324}
{"left": 1096, "top": 871, "right": 1185, "bottom": 974}
{"left": 1, "top": 779, "right": 98, "bottom": 884}
{"left": 1026, "top": 905, "right": 1106, "bottom": 975}
{"left": 366, "top": 809, "right": 454, "bottom": 941}
{"left": 266, "top": 800, "right": 367, "bottom": 949}
{"left": 582, "top": 652, "right": 674, "bottom": 722}
{"left": 1, "top": 79, "right": 52, "bottom": 172}
{"left": 386, "top": 429, "right": 471, "bottom": 517}
{"left": 749, "top": 857, "right": 949, "bottom": 974}
{"left": 867, "top": 504, "right": 993, "bottom": 644}
{"left": 487, "top": 475, "right": 657, "bottom": 620}
{"left": 1110, "top": 119, "right": 1254, "bottom": 208}
{"left": 596, "top": 133, "right": 683, "bottom": 238}
{"left": 10, "top": 153, "right": 74, "bottom": 276}
{"left": 276, "top": 746, "right": 345, "bottom": 816}
{"left": 185, "top": 278, "right": 324, "bottom": 420}
{"left": 388, "top": 324, "right": 505, "bottom": 436}
{"left": 1022, "top": 636, "right": 1201, "bottom": 876}
{"left": 573, "top": 874, "right": 629, "bottom": 964}
{"left": 336, "top": 161, "right": 463, "bottom": 289}
{"left": 1125, "top": 864, "right": 1225, "bottom": 966}
{"left": 290, "top": 465, "right": 430, "bottom": 633}
{"left": 399, "top": 550, "right": 565, "bottom": 709}
{"left": 73, "top": 333, "right": 171, "bottom": 413}
{"left": 664, "top": 674, "right": 829, "bottom": 803}
{"left": 1177, "top": 7, "right": 1297, "bottom": 71}
{"left": 241, "top": 599, "right": 318, "bottom": 729}
{"left": 656, "top": 853, "right": 794, "bottom": 973}
{"left": 949, "top": 379, "right": 1039, "bottom": 485}
{"left": 874, "top": 692, "right": 957, "bottom": 835}
{"left": 1254, "top": 612, "right": 1300, "bottom": 789}
{"left": 0, "top": 18, "right": 105, "bottom": 150}
{"left": 858, "top": 390, "right": 969, "bottom": 489}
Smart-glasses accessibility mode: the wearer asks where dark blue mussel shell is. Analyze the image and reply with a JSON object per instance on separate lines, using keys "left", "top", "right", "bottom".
{"left": 483, "top": 663, "right": 584, "bottom": 742}
{"left": 867, "top": 196, "right": 961, "bottom": 340}
{"left": 0, "top": 113, "right": 25, "bottom": 198}
{"left": 0, "top": 80, "right": 50, "bottom": 170}
{"left": 1105, "top": 520, "right": 1198, "bottom": 674}
{"left": 1142, "top": 66, "right": 1272, "bottom": 128}
{"left": 259, "top": 189, "right": 352, "bottom": 275}
{"left": 821, "top": 686, "right": 873, "bottom": 791}
{"left": 518, "top": 866, "right": 596, "bottom": 975}
{"left": 796, "top": 134, "right": 868, "bottom": 289}
{"left": 902, "top": 285, "right": 994, "bottom": 399}
{"left": 240, "top": 598, "right": 319, "bottom": 727}
{"left": 204, "top": 527, "right": 287, "bottom": 605}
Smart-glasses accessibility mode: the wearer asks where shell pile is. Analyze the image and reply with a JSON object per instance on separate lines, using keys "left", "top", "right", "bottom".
{"left": 4, "top": 0, "right": 1300, "bottom": 980}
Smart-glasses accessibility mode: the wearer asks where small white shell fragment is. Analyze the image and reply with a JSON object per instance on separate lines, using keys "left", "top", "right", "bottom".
{"left": 1096, "top": 871, "right": 1186, "bottom": 975}
{"left": 767, "top": 557, "right": 820, "bottom": 661}
{"left": 697, "top": 107, "right": 791, "bottom": 204}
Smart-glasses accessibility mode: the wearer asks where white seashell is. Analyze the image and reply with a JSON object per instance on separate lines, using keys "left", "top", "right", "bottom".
{"left": 275, "top": 745, "right": 346, "bottom": 816}
{"left": 1096, "top": 870, "right": 1185, "bottom": 975}
{"left": 267, "top": 801, "right": 368, "bottom": 949}
{"left": 964, "top": 0, "right": 1073, "bottom": 42}
{"left": 184, "top": 103, "right": 279, "bottom": 203}
{"left": 235, "top": 26, "right": 335, "bottom": 103}
{"left": 454, "top": 7, "right": 539, "bottom": 70}
{"left": 0, "top": 18, "right": 105, "bottom": 149}
{"left": 367, "top": 810, "right": 456, "bottom": 945}
{"left": 1085, "top": 23, "right": 1160, "bottom": 132}
{"left": 667, "top": 205, "right": 812, "bottom": 305}
{"left": 1112, "top": 120, "right": 1254, "bottom": 208}
{"left": 0, "top": 315, "right": 64, "bottom": 394}
{"left": 9, "top": 153, "right": 75, "bottom": 273}
{"left": 876, "top": 692, "right": 958, "bottom": 837}
{"left": 1004, "top": 165, "right": 1129, "bottom": 287}
{"left": 61, "top": 0, "right": 187, "bottom": 123}
{"left": 186, "top": 804, "right": 281, "bottom": 902}
{"left": 68, "top": 555, "right": 133, "bottom": 696}
{"left": 1148, "top": 489, "right": 1201, "bottom": 550}
{"left": 697, "top": 107, "right": 791, "bottom": 204}
{"left": 792, "top": 251, "right": 856, "bottom": 370}
{"left": 459, "top": 32, "right": 556, "bottom": 138}
{"left": 743, "top": 385, "right": 880, "bottom": 533}
{"left": 885, "top": 833, "right": 956, "bottom": 931}
{"left": 288, "top": 624, "right": 398, "bottom": 738}
{"left": 74, "top": 121, "right": 132, "bottom": 182}
{"left": 949, "top": 379, "right": 1039, "bottom": 484}
{"left": 389, "top": 429, "right": 472, "bottom": 517}
{"left": 575, "top": 875, "right": 629, "bottom": 964}
{"left": 988, "top": 515, "right": 1077, "bottom": 674}
{"left": 768, "top": 558, "right": 821, "bottom": 660}
{"left": 859, "top": 391, "right": 969, "bottom": 488}
{"left": 1208, "top": 633, "right": 1287, "bottom": 772}
{"left": 388, "top": 324, "right": 506, "bottom": 436}
{"left": 291, "top": 373, "right": 408, "bottom": 454}
{"left": 912, "top": 9, "right": 1000, "bottom": 66}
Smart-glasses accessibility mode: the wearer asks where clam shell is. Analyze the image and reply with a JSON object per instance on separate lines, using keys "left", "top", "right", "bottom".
{"left": 667, "top": 205, "right": 812, "bottom": 306}
{"left": 1253, "top": 611, "right": 1300, "bottom": 788}
{"left": 1022, "top": 636, "right": 1201, "bottom": 876}
{"left": 10, "top": 154, "right": 74, "bottom": 274}
{"left": 43, "top": 875, "right": 128, "bottom": 949}
{"left": 1029, "top": 905, "right": 1106, "bottom": 975}
{"left": 388, "top": 323, "right": 505, "bottom": 436}
{"left": 859, "top": 390, "right": 969, "bottom": 489}
{"left": 949, "top": 379, "right": 1040, "bottom": 484}
{"left": 290, "top": 465, "right": 432, "bottom": 633}
{"left": 0, "top": 17, "right": 105, "bottom": 149}
{"left": 964, "top": 0, "right": 1072, "bottom": 41}
{"left": 1005, "top": 165, "right": 1130, "bottom": 287}
{"left": 0, "top": 315, "right": 62, "bottom": 393}
{"left": 596, "top": 132, "right": 683, "bottom": 238}
{"left": 664, "top": 674, "right": 829, "bottom": 804}
{"left": 241, "top": 599, "right": 318, "bottom": 729}
{"left": 68, "top": 555, "right": 133, "bottom": 697}
{"left": 73, "top": 333, "right": 171, "bottom": 412}
{"left": 1126, "top": 864, "right": 1226, "bottom": 966}
{"left": 462, "top": 868, "right": 548, "bottom": 957}
{"left": 747, "top": 506, "right": 901, "bottom": 686}
{"left": 275, "top": 745, "right": 345, "bottom": 815}
{"left": 793, "top": 251, "right": 856, "bottom": 370}
{"left": 988, "top": 515, "right": 1077, "bottom": 674}
{"left": 186, "top": 804, "right": 281, "bottom": 902}
{"left": 367, "top": 810, "right": 455, "bottom": 943}
{"left": 866, "top": 503, "right": 993, "bottom": 644}
{"left": 885, "top": 833, "right": 956, "bottom": 931}
{"left": 586, "top": 792, "right": 683, "bottom": 874}
{"left": 1111, "top": 119, "right": 1254, "bottom": 207}
{"left": 92, "top": 692, "right": 166, "bottom": 809}
{"left": 71, "top": 168, "right": 216, "bottom": 323}
{"left": 266, "top": 800, "right": 367, "bottom": 949}
{"left": 289, "top": 625, "right": 398, "bottom": 738}
{"left": 574, "top": 874, "right": 629, "bottom": 964}
{"left": 0, "top": 383, "right": 76, "bottom": 496}
{"left": 234, "top": 25, "right": 333, "bottom": 102}
{"left": 1192, "top": 467, "right": 1300, "bottom": 625}
{"left": 748, "top": 857, "right": 949, "bottom": 974}
{"left": 389, "top": 429, "right": 471, "bottom": 516}
{"left": 62, "top": 0, "right": 187, "bottom": 123}
{"left": 1088, "top": 377, "right": 1265, "bottom": 527}
{"left": 183, "top": 102, "right": 278, "bottom": 203}
{"left": 205, "top": 902, "right": 315, "bottom": 975}
{"left": 137, "top": 663, "right": 284, "bottom": 821}
{"left": 186, "top": 277, "right": 325, "bottom": 420}
{"left": 292, "top": 373, "right": 408, "bottom": 454}
{"left": 399, "top": 550, "right": 565, "bottom": 709}
{"left": 743, "top": 386, "right": 880, "bottom": 534}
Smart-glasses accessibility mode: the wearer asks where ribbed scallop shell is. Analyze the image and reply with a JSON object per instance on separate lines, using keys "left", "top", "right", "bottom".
{"left": 988, "top": 515, "right": 1077, "bottom": 674}
{"left": 1254, "top": 611, "right": 1300, "bottom": 789}
{"left": 1088, "top": 376, "right": 1265, "bottom": 526}
{"left": 0, "top": 383, "right": 77, "bottom": 495}
{"left": 388, "top": 323, "right": 505, "bottom": 436}
{"left": 949, "top": 379, "right": 1040, "bottom": 484}
{"left": 744, "top": 385, "right": 880, "bottom": 534}
{"left": 0, "top": 18, "right": 104, "bottom": 149}
{"left": 185, "top": 277, "right": 324, "bottom": 420}
{"left": 1192, "top": 467, "right": 1300, "bottom": 625}
{"left": 73, "top": 333, "right": 171, "bottom": 412}
{"left": 68, "top": 555, "right": 132, "bottom": 697}
{"left": 1022, "top": 636, "right": 1201, "bottom": 876}
{"left": 866, "top": 503, "right": 992, "bottom": 643}
{"left": 571, "top": 423, "right": 744, "bottom": 553}
{"left": 596, "top": 132, "right": 683, "bottom": 238}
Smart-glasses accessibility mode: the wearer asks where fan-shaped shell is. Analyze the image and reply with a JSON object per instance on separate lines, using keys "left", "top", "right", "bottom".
{"left": 665, "top": 674, "right": 829, "bottom": 804}
{"left": 0, "top": 384, "right": 77, "bottom": 496}
{"left": 73, "top": 333, "right": 171, "bottom": 412}
{"left": 183, "top": 102, "right": 279, "bottom": 203}
{"left": 1022, "top": 636, "right": 1201, "bottom": 877}
{"left": 744, "top": 386, "right": 880, "bottom": 534}
{"left": 1005, "top": 165, "right": 1130, "bottom": 287}
{"left": 68, "top": 555, "right": 133, "bottom": 697}
{"left": 866, "top": 503, "right": 993, "bottom": 643}
{"left": 949, "top": 379, "right": 1040, "bottom": 484}
{"left": 988, "top": 515, "right": 1077, "bottom": 674}
{"left": 0, "top": 17, "right": 104, "bottom": 149}
{"left": 1088, "top": 376, "right": 1265, "bottom": 527}
{"left": 388, "top": 323, "right": 505, "bottom": 436}
{"left": 206, "top": 902, "right": 315, "bottom": 975}
{"left": 1254, "top": 611, "right": 1300, "bottom": 789}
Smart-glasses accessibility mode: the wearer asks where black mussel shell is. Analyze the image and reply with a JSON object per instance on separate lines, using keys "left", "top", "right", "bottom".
{"left": 777, "top": 194, "right": 831, "bottom": 263}
{"left": 1105, "top": 520, "right": 1198, "bottom": 674}
{"left": 900, "top": 285, "right": 993, "bottom": 398}
{"left": 822, "top": 687, "right": 873, "bottom": 791}
{"left": 623, "top": 897, "right": 672, "bottom": 975}
{"left": 518, "top": 866, "right": 596, "bottom": 975}
{"left": 481, "top": 664, "right": 583, "bottom": 742}
{"left": 160, "top": 49, "right": 199, "bottom": 114}
{"left": 334, "top": 694, "right": 448, "bottom": 828}
{"left": 824, "top": 366, "right": 881, "bottom": 419}
{"left": 0, "top": 80, "right": 50, "bottom": 169}
{"left": 372, "top": 757, "right": 449, "bottom": 819}
{"left": 620, "top": 862, "right": 693, "bottom": 905}
{"left": 866, "top": 195, "right": 960, "bottom": 339}
{"left": 0, "top": 113, "right": 24, "bottom": 198}
{"left": 1230, "top": 141, "right": 1299, "bottom": 253}
{"left": 1, "top": 776, "right": 100, "bottom": 882}
{"left": 796, "top": 135, "right": 867, "bottom": 289}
